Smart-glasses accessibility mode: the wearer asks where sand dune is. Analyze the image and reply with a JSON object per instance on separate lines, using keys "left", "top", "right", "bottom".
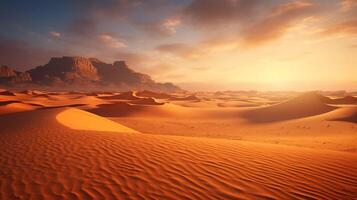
{"left": 88, "top": 102, "right": 146, "bottom": 117}
{"left": 217, "top": 101, "right": 259, "bottom": 108}
{"left": 242, "top": 92, "right": 337, "bottom": 123}
{"left": 57, "top": 108, "right": 139, "bottom": 133}
{"left": 329, "top": 107, "right": 357, "bottom": 123}
{"left": 169, "top": 94, "right": 201, "bottom": 101}
{"left": 99, "top": 91, "right": 141, "bottom": 100}
{"left": 19, "top": 90, "right": 45, "bottom": 96}
{"left": 0, "top": 90, "right": 16, "bottom": 96}
{"left": 0, "top": 102, "right": 42, "bottom": 115}
{"left": 88, "top": 102, "right": 190, "bottom": 117}
{"left": 136, "top": 90, "right": 172, "bottom": 99}
{"left": 1, "top": 90, "right": 357, "bottom": 199}
{"left": 0, "top": 108, "right": 356, "bottom": 199}
{"left": 0, "top": 100, "right": 22, "bottom": 106}
{"left": 32, "top": 93, "right": 52, "bottom": 98}
{"left": 330, "top": 96, "right": 357, "bottom": 105}
{"left": 41, "top": 103, "right": 87, "bottom": 109}
{"left": 130, "top": 97, "right": 165, "bottom": 105}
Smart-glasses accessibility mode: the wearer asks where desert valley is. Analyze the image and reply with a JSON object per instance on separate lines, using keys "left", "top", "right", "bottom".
{"left": 2, "top": 0, "right": 357, "bottom": 199}
{"left": 1, "top": 57, "right": 357, "bottom": 199}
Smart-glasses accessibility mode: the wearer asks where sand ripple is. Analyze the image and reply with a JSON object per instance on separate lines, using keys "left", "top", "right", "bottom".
{"left": 0, "top": 109, "right": 356, "bottom": 199}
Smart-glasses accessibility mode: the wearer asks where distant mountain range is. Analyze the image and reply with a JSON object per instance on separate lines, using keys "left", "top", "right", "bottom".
{"left": 0, "top": 56, "right": 181, "bottom": 92}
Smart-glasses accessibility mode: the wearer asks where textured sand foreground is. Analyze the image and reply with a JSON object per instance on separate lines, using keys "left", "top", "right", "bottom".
{"left": 1, "top": 108, "right": 357, "bottom": 199}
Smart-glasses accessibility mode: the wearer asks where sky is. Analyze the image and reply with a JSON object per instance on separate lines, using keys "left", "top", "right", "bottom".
{"left": 0, "top": 0, "right": 356, "bottom": 91}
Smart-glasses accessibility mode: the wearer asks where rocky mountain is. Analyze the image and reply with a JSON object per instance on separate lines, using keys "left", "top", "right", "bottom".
{"left": 0, "top": 56, "right": 181, "bottom": 92}
{"left": 0, "top": 65, "right": 32, "bottom": 84}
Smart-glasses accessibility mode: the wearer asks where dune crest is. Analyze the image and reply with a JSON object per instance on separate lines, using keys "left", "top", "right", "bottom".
{"left": 0, "top": 102, "right": 40, "bottom": 115}
{"left": 0, "top": 108, "right": 357, "bottom": 199}
{"left": 56, "top": 108, "right": 139, "bottom": 133}
{"left": 330, "top": 96, "right": 357, "bottom": 105}
{"left": 243, "top": 92, "right": 337, "bottom": 123}
{"left": 329, "top": 107, "right": 357, "bottom": 123}
{"left": 169, "top": 94, "right": 200, "bottom": 101}
{"left": 99, "top": 91, "right": 141, "bottom": 100}
{"left": 136, "top": 90, "right": 172, "bottom": 99}
{"left": 0, "top": 90, "right": 15, "bottom": 96}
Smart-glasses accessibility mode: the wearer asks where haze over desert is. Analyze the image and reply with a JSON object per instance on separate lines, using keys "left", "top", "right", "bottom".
{"left": 1, "top": 0, "right": 357, "bottom": 199}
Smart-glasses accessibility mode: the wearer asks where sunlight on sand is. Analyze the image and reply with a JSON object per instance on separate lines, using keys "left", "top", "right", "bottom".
{"left": 56, "top": 108, "right": 139, "bottom": 133}
{"left": 1, "top": 90, "right": 357, "bottom": 199}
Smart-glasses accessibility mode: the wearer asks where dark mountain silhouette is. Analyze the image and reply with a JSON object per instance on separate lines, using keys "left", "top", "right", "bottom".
{"left": 0, "top": 56, "right": 181, "bottom": 92}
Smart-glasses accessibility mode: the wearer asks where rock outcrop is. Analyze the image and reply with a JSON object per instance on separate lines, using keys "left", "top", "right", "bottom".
{"left": 0, "top": 65, "right": 32, "bottom": 84}
{"left": 28, "top": 57, "right": 100, "bottom": 85}
{"left": 0, "top": 57, "right": 181, "bottom": 92}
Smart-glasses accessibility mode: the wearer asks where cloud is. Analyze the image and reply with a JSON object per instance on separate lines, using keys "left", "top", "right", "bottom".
{"left": 156, "top": 1, "right": 317, "bottom": 57}
{"left": 67, "top": 18, "right": 97, "bottom": 37}
{"left": 136, "top": 17, "right": 181, "bottom": 37}
{"left": 143, "top": 62, "right": 177, "bottom": 76}
{"left": 180, "top": 0, "right": 318, "bottom": 49}
{"left": 99, "top": 33, "right": 127, "bottom": 49}
{"left": 49, "top": 31, "right": 61, "bottom": 38}
{"left": 183, "top": 0, "right": 265, "bottom": 27}
{"left": 162, "top": 17, "right": 181, "bottom": 35}
{"left": 75, "top": 0, "right": 178, "bottom": 20}
{"left": 0, "top": 36, "right": 62, "bottom": 69}
{"left": 241, "top": 1, "right": 316, "bottom": 47}
{"left": 74, "top": 0, "right": 145, "bottom": 18}
{"left": 64, "top": 1, "right": 151, "bottom": 38}
{"left": 320, "top": 19, "right": 357, "bottom": 36}
{"left": 112, "top": 51, "right": 149, "bottom": 66}
{"left": 156, "top": 43, "right": 205, "bottom": 59}
{"left": 340, "top": 0, "right": 357, "bottom": 11}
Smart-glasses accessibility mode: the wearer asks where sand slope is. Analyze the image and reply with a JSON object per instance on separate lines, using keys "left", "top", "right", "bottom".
{"left": 243, "top": 92, "right": 336, "bottom": 123}
{"left": 98, "top": 91, "right": 141, "bottom": 100}
{"left": 56, "top": 108, "right": 139, "bottom": 133}
{"left": 0, "top": 108, "right": 357, "bottom": 199}
{"left": 136, "top": 90, "right": 172, "bottom": 99}
{"left": 0, "top": 101, "right": 42, "bottom": 115}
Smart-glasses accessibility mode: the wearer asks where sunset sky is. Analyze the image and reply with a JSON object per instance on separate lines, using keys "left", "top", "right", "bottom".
{"left": 0, "top": 0, "right": 356, "bottom": 91}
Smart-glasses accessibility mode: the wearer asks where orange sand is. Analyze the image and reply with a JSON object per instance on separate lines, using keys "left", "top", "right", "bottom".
{"left": 1, "top": 90, "right": 357, "bottom": 199}
{"left": 56, "top": 108, "right": 139, "bottom": 133}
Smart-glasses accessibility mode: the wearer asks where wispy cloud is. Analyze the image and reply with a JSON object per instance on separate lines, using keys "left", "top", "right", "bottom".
{"left": 183, "top": 0, "right": 265, "bottom": 27}
{"left": 340, "top": 0, "right": 357, "bottom": 11}
{"left": 99, "top": 33, "right": 127, "bottom": 49}
{"left": 241, "top": 1, "right": 316, "bottom": 47}
{"left": 49, "top": 31, "right": 61, "bottom": 38}
{"left": 0, "top": 36, "right": 62, "bottom": 69}
{"left": 136, "top": 16, "right": 181, "bottom": 37}
{"left": 320, "top": 20, "right": 357, "bottom": 36}
{"left": 156, "top": 43, "right": 205, "bottom": 59}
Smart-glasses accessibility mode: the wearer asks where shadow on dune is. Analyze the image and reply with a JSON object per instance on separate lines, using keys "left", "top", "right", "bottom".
{"left": 87, "top": 102, "right": 146, "bottom": 117}
{"left": 98, "top": 91, "right": 141, "bottom": 100}
{"left": 33, "top": 94, "right": 52, "bottom": 98}
{"left": 168, "top": 95, "right": 200, "bottom": 101}
{"left": 136, "top": 90, "right": 172, "bottom": 99}
{"left": 330, "top": 110, "right": 357, "bottom": 124}
{"left": 242, "top": 92, "right": 337, "bottom": 123}
{"left": 40, "top": 104, "right": 87, "bottom": 110}
{"left": 130, "top": 97, "right": 164, "bottom": 105}
{"left": 333, "top": 115, "right": 357, "bottom": 123}
{"left": 0, "top": 90, "right": 16, "bottom": 96}
{"left": 0, "top": 100, "right": 22, "bottom": 106}
{"left": 0, "top": 100, "right": 43, "bottom": 107}
{"left": 329, "top": 96, "right": 357, "bottom": 105}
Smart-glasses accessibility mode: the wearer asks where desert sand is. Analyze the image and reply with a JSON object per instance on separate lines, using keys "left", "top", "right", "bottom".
{"left": 1, "top": 89, "right": 357, "bottom": 199}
